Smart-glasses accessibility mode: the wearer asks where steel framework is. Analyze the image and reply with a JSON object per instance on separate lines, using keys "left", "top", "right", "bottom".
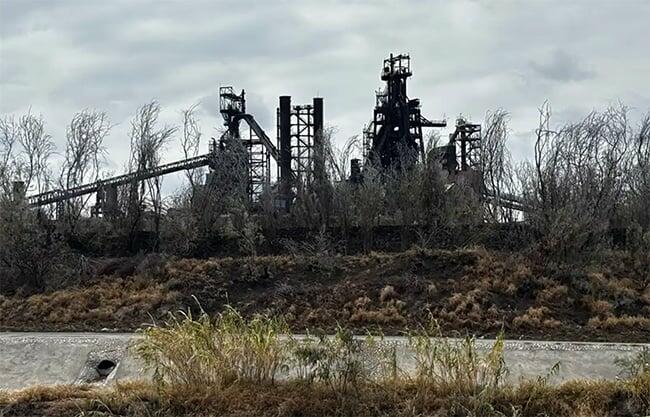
{"left": 449, "top": 117, "right": 482, "bottom": 172}
{"left": 276, "top": 96, "right": 324, "bottom": 197}
{"left": 27, "top": 153, "right": 215, "bottom": 211}
{"left": 363, "top": 53, "right": 446, "bottom": 168}
{"left": 24, "top": 59, "right": 530, "bottom": 220}
{"left": 219, "top": 87, "right": 275, "bottom": 201}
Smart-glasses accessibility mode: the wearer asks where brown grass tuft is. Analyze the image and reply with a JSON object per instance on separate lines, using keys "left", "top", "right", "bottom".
{"left": 379, "top": 285, "right": 398, "bottom": 302}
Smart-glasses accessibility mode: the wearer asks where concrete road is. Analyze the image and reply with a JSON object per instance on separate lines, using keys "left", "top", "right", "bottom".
{"left": 0, "top": 333, "right": 647, "bottom": 391}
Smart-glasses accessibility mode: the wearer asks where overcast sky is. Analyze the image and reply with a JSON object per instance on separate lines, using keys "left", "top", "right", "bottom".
{"left": 1, "top": 0, "right": 649, "bottom": 193}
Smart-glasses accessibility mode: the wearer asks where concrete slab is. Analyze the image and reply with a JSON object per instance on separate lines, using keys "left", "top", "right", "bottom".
{"left": 0, "top": 333, "right": 646, "bottom": 390}
{"left": 0, "top": 333, "right": 140, "bottom": 390}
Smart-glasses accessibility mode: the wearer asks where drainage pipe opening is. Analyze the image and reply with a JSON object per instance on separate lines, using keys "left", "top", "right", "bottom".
{"left": 96, "top": 359, "right": 116, "bottom": 377}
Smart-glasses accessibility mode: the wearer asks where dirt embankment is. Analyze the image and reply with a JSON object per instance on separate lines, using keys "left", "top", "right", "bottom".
{"left": 1, "top": 248, "right": 649, "bottom": 342}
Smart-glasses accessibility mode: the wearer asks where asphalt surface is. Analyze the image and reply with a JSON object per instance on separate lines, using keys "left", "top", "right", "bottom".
{"left": 0, "top": 332, "right": 647, "bottom": 390}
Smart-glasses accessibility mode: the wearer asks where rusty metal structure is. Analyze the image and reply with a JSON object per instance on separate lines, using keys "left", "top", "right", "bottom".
{"left": 434, "top": 116, "right": 482, "bottom": 176}
{"left": 277, "top": 96, "right": 324, "bottom": 198}
{"left": 28, "top": 153, "right": 216, "bottom": 215}
{"left": 217, "top": 87, "right": 324, "bottom": 203}
{"left": 218, "top": 86, "right": 276, "bottom": 201}
{"left": 24, "top": 52, "right": 527, "bottom": 218}
{"left": 363, "top": 53, "right": 446, "bottom": 168}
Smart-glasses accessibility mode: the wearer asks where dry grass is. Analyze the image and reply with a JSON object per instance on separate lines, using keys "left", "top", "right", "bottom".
{"left": 379, "top": 285, "right": 398, "bottom": 302}
{"left": 1, "top": 311, "right": 648, "bottom": 417}
{"left": 2, "top": 376, "right": 649, "bottom": 417}
{"left": 1, "top": 248, "right": 649, "bottom": 341}
{"left": 408, "top": 323, "right": 508, "bottom": 400}
{"left": 134, "top": 306, "right": 288, "bottom": 387}
{"left": 4, "top": 377, "right": 648, "bottom": 417}
{"left": 350, "top": 307, "right": 406, "bottom": 325}
{"left": 513, "top": 306, "right": 562, "bottom": 330}
{"left": 587, "top": 315, "right": 650, "bottom": 330}
{"left": 0, "top": 279, "right": 178, "bottom": 331}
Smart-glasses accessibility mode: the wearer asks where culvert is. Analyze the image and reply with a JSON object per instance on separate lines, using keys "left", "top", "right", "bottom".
{"left": 96, "top": 359, "right": 117, "bottom": 377}
{"left": 75, "top": 351, "right": 123, "bottom": 384}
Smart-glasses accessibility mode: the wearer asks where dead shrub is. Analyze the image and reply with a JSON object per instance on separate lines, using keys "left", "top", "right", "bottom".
{"left": 513, "top": 306, "right": 561, "bottom": 329}
{"left": 589, "top": 299, "right": 613, "bottom": 317}
{"left": 379, "top": 285, "right": 397, "bottom": 303}
{"left": 354, "top": 296, "right": 371, "bottom": 309}
{"left": 426, "top": 282, "right": 437, "bottom": 297}
{"left": 447, "top": 289, "right": 484, "bottom": 318}
{"left": 587, "top": 315, "right": 650, "bottom": 331}
{"left": 536, "top": 284, "right": 569, "bottom": 305}
{"left": 642, "top": 287, "right": 650, "bottom": 304}
{"left": 350, "top": 307, "right": 405, "bottom": 325}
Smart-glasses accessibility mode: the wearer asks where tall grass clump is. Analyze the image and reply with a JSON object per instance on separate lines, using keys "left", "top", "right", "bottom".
{"left": 133, "top": 305, "right": 289, "bottom": 388}
{"left": 292, "top": 326, "right": 368, "bottom": 393}
{"left": 615, "top": 347, "right": 650, "bottom": 378}
{"left": 408, "top": 319, "right": 508, "bottom": 399}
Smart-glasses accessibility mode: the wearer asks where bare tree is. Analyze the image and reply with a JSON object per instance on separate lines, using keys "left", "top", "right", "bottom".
{"left": 58, "top": 110, "right": 111, "bottom": 232}
{"left": 324, "top": 134, "right": 361, "bottom": 251}
{"left": 120, "top": 101, "right": 177, "bottom": 251}
{"left": 625, "top": 114, "right": 650, "bottom": 282}
{"left": 482, "top": 109, "right": 516, "bottom": 222}
{"left": 162, "top": 131, "right": 250, "bottom": 256}
{"left": 355, "top": 163, "right": 384, "bottom": 252}
{"left": 326, "top": 133, "right": 361, "bottom": 183}
{"left": 181, "top": 104, "right": 202, "bottom": 190}
{"left": 292, "top": 127, "right": 342, "bottom": 229}
{"left": 0, "top": 117, "right": 20, "bottom": 197}
{"left": 18, "top": 113, "right": 55, "bottom": 195}
{"left": 158, "top": 105, "right": 203, "bottom": 255}
{"left": 1, "top": 112, "right": 56, "bottom": 196}
{"left": 383, "top": 146, "right": 424, "bottom": 248}
{"left": 0, "top": 113, "right": 79, "bottom": 293}
{"left": 628, "top": 113, "right": 650, "bottom": 231}
{"left": 523, "top": 103, "right": 632, "bottom": 260}
{"left": 0, "top": 112, "right": 55, "bottom": 207}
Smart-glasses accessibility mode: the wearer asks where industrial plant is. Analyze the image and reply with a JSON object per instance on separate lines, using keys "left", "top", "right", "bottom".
{"left": 22, "top": 53, "right": 523, "bottom": 218}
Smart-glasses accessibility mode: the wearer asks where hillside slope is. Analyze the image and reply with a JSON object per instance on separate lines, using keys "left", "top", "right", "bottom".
{"left": 1, "top": 249, "right": 648, "bottom": 342}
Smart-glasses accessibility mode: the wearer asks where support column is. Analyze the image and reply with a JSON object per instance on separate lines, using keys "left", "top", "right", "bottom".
{"left": 104, "top": 184, "right": 118, "bottom": 219}
{"left": 279, "top": 95, "right": 292, "bottom": 196}
{"left": 313, "top": 97, "right": 325, "bottom": 183}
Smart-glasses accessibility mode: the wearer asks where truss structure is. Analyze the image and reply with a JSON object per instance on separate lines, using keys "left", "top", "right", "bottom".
{"left": 363, "top": 53, "right": 446, "bottom": 168}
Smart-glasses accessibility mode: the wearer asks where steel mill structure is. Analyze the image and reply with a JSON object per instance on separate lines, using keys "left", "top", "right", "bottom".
{"left": 23, "top": 53, "right": 525, "bottom": 217}
{"left": 362, "top": 53, "right": 447, "bottom": 168}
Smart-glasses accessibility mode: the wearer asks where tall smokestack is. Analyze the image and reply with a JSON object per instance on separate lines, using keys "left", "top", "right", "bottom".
{"left": 312, "top": 97, "right": 324, "bottom": 182}
{"left": 279, "top": 95, "right": 292, "bottom": 194}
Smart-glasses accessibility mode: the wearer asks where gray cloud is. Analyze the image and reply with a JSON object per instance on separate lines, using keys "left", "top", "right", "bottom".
{"left": 1, "top": 0, "right": 649, "bottom": 190}
{"left": 530, "top": 49, "right": 594, "bottom": 82}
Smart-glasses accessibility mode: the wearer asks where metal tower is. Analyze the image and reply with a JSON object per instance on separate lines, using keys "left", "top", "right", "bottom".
{"left": 363, "top": 53, "right": 446, "bottom": 168}
{"left": 449, "top": 116, "right": 482, "bottom": 172}
{"left": 276, "top": 96, "right": 324, "bottom": 196}
{"left": 219, "top": 86, "right": 274, "bottom": 202}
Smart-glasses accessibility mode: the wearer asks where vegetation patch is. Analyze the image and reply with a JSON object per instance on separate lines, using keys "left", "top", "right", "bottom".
{"left": 1, "top": 309, "right": 648, "bottom": 417}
